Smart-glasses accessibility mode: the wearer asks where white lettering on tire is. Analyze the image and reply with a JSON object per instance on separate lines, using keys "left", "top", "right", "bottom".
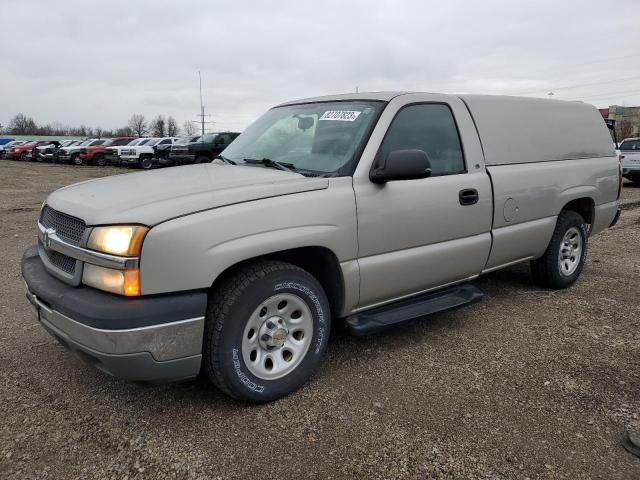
{"left": 232, "top": 348, "right": 264, "bottom": 393}
{"left": 274, "top": 281, "right": 326, "bottom": 354}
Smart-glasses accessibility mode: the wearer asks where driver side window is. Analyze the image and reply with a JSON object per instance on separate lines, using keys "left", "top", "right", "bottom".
{"left": 379, "top": 104, "right": 465, "bottom": 176}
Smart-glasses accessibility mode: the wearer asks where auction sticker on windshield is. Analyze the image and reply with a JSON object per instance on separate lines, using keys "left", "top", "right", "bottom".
{"left": 320, "top": 110, "right": 362, "bottom": 121}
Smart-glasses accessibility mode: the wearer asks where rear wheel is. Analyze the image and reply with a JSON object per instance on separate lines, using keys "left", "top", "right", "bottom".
{"left": 530, "top": 211, "right": 588, "bottom": 289}
{"left": 194, "top": 155, "right": 210, "bottom": 164}
{"left": 71, "top": 153, "right": 83, "bottom": 166}
{"left": 19, "top": 152, "right": 28, "bottom": 161}
{"left": 203, "top": 260, "right": 331, "bottom": 403}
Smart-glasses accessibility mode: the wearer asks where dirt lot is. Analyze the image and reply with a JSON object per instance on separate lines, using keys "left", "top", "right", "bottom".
{"left": 0, "top": 161, "right": 639, "bottom": 479}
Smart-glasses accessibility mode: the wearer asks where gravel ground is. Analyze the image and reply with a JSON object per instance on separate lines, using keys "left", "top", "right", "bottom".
{"left": 1, "top": 161, "right": 639, "bottom": 479}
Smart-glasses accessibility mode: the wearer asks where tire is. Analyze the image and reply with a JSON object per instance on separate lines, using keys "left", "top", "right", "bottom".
{"left": 93, "top": 153, "right": 106, "bottom": 166}
{"left": 19, "top": 152, "right": 28, "bottom": 161}
{"left": 139, "top": 155, "right": 153, "bottom": 170}
{"left": 71, "top": 153, "right": 83, "bottom": 166}
{"left": 625, "top": 174, "right": 640, "bottom": 185}
{"left": 530, "top": 211, "right": 588, "bottom": 289}
{"left": 194, "top": 155, "right": 210, "bottom": 164}
{"left": 203, "top": 260, "right": 331, "bottom": 403}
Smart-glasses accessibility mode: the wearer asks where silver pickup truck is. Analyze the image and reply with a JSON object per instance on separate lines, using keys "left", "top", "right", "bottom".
{"left": 22, "top": 92, "right": 621, "bottom": 402}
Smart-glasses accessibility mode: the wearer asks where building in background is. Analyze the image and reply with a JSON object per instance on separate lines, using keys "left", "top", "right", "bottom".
{"left": 599, "top": 105, "right": 640, "bottom": 140}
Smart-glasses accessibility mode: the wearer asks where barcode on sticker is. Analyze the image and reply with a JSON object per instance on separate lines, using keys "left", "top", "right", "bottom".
{"left": 320, "top": 111, "right": 362, "bottom": 122}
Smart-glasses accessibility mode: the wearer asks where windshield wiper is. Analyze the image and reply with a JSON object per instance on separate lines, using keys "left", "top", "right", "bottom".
{"left": 215, "top": 154, "right": 236, "bottom": 165}
{"left": 243, "top": 158, "right": 297, "bottom": 172}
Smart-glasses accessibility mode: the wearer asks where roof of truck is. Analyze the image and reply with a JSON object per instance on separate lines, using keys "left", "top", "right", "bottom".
{"left": 279, "top": 91, "right": 616, "bottom": 165}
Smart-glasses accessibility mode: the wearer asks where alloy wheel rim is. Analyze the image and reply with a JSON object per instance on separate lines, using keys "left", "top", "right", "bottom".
{"left": 241, "top": 293, "right": 313, "bottom": 380}
{"left": 558, "top": 226, "right": 582, "bottom": 276}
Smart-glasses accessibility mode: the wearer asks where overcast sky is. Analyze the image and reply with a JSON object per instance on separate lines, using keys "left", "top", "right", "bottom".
{"left": 1, "top": 0, "right": 639, "bottom": 133}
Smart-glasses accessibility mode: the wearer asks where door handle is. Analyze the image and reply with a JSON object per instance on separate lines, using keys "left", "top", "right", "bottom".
{"left": 459, "top": 188, "right": 479, "bottom": 206}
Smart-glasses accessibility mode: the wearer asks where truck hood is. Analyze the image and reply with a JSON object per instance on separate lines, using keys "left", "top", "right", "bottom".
{"left": 46, "top": 163, "right": 329, "bottom": 226}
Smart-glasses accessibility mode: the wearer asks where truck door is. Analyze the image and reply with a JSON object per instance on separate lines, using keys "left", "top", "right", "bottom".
{"left": 353, "top": 96, "right": 493, "bottom": 309}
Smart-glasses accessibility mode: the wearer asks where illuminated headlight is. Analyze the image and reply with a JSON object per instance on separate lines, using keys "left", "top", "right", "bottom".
{"left": 87, "top": 225, "right": 148, "bottom": 256}
{"left": 83, "top": 264, "right": 141, "bottom": 296}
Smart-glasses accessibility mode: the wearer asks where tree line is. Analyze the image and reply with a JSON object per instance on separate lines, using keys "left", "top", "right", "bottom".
{"left": 1, "top": 113, "right": 198, "bottom": 138}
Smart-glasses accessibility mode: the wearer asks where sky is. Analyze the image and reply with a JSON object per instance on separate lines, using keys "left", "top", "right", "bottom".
{"left": 1, "top": 0, "right": 639, "bottom": 133}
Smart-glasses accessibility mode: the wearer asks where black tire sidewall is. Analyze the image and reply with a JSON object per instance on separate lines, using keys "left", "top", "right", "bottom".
{"left": 140, "top": 156, "right": 152, "bottom": 169}
{"left": 212, "top": 268, "right": 330, "bottom": 402}
{"left": 94, "top": 154, "right": 105, "bottom": 166}
{"left": 71, "top": 153, "right": 82, "bottom": 165}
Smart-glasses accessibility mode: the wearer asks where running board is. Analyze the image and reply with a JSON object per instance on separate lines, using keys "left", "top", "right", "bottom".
{"left": 346, "top": 284, "right": 483, "bottom": 336}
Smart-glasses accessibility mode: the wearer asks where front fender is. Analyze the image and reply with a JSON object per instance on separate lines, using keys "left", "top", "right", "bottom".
{"left": 139, "top": 178, "right": 357, "bottom": 295}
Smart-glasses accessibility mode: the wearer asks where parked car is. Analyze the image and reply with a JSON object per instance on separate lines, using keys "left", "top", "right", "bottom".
{"left": 35, "top": 140, "right": 81, "bottom": 162}
{"left": 79, "top": 137, "right": 137, "bottom": 166}
{"left": 618, "top": 137, "right": 640, "bottom": 184}
{"left": 55, "top": 138, "right": 108, "bottom": 165}
{"left": 7, "top": 140, "right": 52, "bottom": 161}
{"left": 0, "top": 137, "right": 15, "bottom": 146}
{"left": 168, "top": 132, "right": 239, "bottom": 165}
{"left": 28, "top": 141, "right": 61, "bottom": 161}
{"left": 104, "top": 138, "right": 151, "bottom": 166}
{"left": 21, "top": 92, "right": 620, "bottom": 402}
{"left": 156, "top": 135, "right": 200, "bottom": 166}
{"left": 119, "top": 137, "right": 178, "bottom": 169}
{"left": 0, "top": 140, "right": 27, "bottom": 159}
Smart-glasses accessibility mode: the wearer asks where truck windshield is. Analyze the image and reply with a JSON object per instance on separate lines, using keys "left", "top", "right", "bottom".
{"left": 223, "top": 101, "right": 383, "bottom": 175}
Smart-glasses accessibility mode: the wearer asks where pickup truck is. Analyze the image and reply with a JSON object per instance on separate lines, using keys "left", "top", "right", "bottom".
{"left": 55, "top": 138, "right": 108, "bottom": 165}
{"left": 168, "top": 132, "right": 239, "bottom": 165}
{"left": 156, "top": 135, "right": 201, "bottom": 166}
{"left": 21, "top": 92, "right": 621, "bottom": 403}
{"left": 618, "top": 137, "right": 640, "bottom": 184}
{"left": 119, "top": 137, "right": 178, "bottom": 169}
{"left": 8, "top": 140, "right": 52, "bottom": 160}
{"left": 79, "top": 137, "right": 137, "bottom": 166}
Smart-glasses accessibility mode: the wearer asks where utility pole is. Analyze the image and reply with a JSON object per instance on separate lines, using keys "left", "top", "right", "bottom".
{"left": 195, "top": 71, "right": 214, "bottom": 134}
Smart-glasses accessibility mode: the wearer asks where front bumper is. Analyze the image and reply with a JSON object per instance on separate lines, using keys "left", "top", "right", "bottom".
{"left": 120, "top": 156, "right": 139, "bottom": 165}
{"left": 622, "top": 164, "right": 640, "bottom": 176}
{"left": 21, "top": 246, "right": 207, "bottom": 382}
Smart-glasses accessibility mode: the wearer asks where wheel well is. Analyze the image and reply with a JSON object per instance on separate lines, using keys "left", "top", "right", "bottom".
{"left": 561, "top": 197, "right": 594, "bottom": 225}
{"left": 210, "top": 247, "right": 345, "bottom": 318}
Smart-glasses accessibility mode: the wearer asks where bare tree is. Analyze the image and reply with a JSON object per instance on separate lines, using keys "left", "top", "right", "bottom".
{"left": 616, "top": 120, "right": 634, "bottom": 142}
{"left": 8, "top": 113, "right": 38, "bottom": 134}
{"left": 128, "top": 114, "right": 148, "bottom": 137}
{"left": 167, "top": 116, "right": 179, "bottom": 136}
{"left": 150, "top": 115, "right": 166, "bottom": 137}
{"left": 182, "top": 121, "right": 196, "bottom": 136}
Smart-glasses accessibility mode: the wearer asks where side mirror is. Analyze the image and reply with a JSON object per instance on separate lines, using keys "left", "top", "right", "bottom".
{"left": 370, "top": 149, "right": 432, "bottom": 183}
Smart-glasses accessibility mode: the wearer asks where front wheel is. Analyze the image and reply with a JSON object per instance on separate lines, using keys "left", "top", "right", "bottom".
{"left": 71, "top": 153, "right": 83, "bottom": 166}
{"left": 203, "top": 260, "right": 331, "bottom": 403}
{"left": 139, "top": 155, "right": 153, "bottom": 169}
{"left": 530, "top": 211, "right": 588, "bottom": 289}
{"left": 194, "top": 156, "right": 210, "bottom": 164}
{"left": 93, "top": 153, "right": 106, "bottom": 166}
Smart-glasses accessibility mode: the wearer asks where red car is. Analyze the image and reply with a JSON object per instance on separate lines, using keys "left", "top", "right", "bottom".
{"left": 80, "top": 137, "right": 137, "bottom": 166}
{"left": 8, "top": 140, "right": 52, "bottom": 161}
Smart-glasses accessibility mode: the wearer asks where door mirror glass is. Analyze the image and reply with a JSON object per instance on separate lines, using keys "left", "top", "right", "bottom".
{"left": 370, "top": 149, "right": 432, "bottom": 183}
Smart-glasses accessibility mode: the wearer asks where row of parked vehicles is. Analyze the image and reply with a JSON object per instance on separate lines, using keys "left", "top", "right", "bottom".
{"left": 0, "top": 132, "right": 241, "bottom": 169}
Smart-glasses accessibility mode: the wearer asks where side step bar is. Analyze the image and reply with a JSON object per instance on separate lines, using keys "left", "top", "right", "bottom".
{"left": 346, "top": 284, "right": 483, "bottom": 336}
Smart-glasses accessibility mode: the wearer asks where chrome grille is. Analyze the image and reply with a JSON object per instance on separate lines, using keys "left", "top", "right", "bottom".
{"left": 42, "top": 245, "right": 76, "bottom": 275}
{"left": 40, "top": 205, "right": 86, "bottom": 245}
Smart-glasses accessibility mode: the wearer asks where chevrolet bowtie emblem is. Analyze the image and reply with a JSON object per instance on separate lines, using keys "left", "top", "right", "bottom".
{"left": 43, "top": 228, "right": 55, "bottom": 249}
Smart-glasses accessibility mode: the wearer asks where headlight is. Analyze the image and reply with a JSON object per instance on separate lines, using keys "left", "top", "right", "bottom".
{"left": 82, "top": 264, "right": 141, "bottom": 296}
{"left": 87, "top": 225, "right": 148, "bottom": 256}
